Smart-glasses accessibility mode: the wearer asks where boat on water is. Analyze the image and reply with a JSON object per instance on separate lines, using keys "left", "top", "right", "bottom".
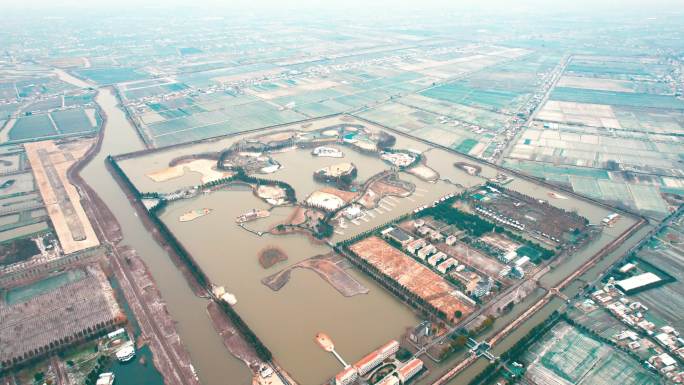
{"left": 96, "top": 373, "right": 115, "bottom": 385}
{"left": 179, "top": 208, "right": 212, "bottom": 222}
{"left": 312, "top": 146, "right": 343, "bottom": 158}
{"left": 235, "top": 208, "right": 270, "bottom": 223}
{"left": 116, "top": 343, "right": 135, "bottom": 362}
{"left": 548, "top": 191, "right": 569, "bottom": 200}
{"left": 602, "top": 213, "right": 620, "bottom": 226}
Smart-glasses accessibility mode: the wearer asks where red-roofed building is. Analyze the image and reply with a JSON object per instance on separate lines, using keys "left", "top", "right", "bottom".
{"left": 398, "top": 358, "right": 423, "bottom": 382}
{"left": 335, "top": 366, "right": 358, "bottom": 385}
{"left": 376, "top": 375, "right": 400, "bottom": 385}
{"left": 353, "top": 340, "right": 399, "bottom": 375}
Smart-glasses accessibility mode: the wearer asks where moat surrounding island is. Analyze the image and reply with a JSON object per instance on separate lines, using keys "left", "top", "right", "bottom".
{"left": 112, "top": 114, "right": 643, "bottom": 385}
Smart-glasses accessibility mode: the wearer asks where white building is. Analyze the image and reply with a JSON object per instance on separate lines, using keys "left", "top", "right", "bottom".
{"left": 96, "top": 373, "right": 115, "bottom": 385}
{"left": 407, "top": 238, "right": 427, "bottom": 254}
{"left": 417, "top": 225, "right": 432, "bottom": 236}
{"left": 417, "top": 244, "right": 437, "bottom": 260}
{"left": 437, "top": 258, "right": 458, "bottom": 274}
{"left": 514, "top": 256, "right": 530, "bottom": 268}
{"left": 616, "top": 272, "right": 662, "bottom": 294}
{"left": 428, "top": 252, "right": 447, "bottom": 267}
{"left": 501, "top": 251, "right": 517, "bottom": 264}
{"left": 445, "top": 235, "right": 458, "bottom": 246}
{"left": 619, "top": 263, "right": 636, "bottom": 274}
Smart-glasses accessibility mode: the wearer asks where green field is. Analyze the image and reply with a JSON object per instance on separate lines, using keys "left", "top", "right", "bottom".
{"left": 4, "top": 269, "right": 86, "bottom": 305}
{"left": 74, "top": 67, "right": 148, "bottom": 85}
{"left": 454, "top": 138, "right": 478, "bottom": 154}
{"left": 526, "top": 322, "right": 660, "bottom": 385}
{"left": 149, "top": 102, "right": 307, "bottom": 147}
{"left": 565, "top": 59, "right": 667, "bottom": 79}
{"left": 551, "top": 87, "right": 684, "bottom": 109}
{"left": 124, "top": 83, "right": 188, "bottom": 100}
{"left": 9, "top": 114, "right": 57, "bottom": 141}
{"left": 51, "top": 108, "right": 98, "bottom": 134}
{"left": 422, "top": 83, "right": 523, "bottom": 111}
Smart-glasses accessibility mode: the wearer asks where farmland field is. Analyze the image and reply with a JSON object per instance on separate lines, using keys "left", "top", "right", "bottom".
{"left": 523, "top": 321, "right": 660, "bottom": 385}
{"left": 8, "top": 114, "right": 57, "bottom": 141}
{"left": 550, "top": 87, "right": 684, "bottom": 109}
{"left": 51, "top": 108, "right": 99, "bottom": 134}
{"left": 74, "top": 67, "right": 148, "bottom": 85}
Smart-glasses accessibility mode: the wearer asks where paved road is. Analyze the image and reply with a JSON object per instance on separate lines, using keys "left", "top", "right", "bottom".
{"left": 495, "top": 54, "right": 571, "bottom": 165}
{"left": 51, "top": 356, "right": 69, "bottom": 385}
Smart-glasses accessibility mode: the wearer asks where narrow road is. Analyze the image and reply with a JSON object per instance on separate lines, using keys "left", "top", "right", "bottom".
{"left": 51, "top": 356, "right": 69, "bottom": 385}
{"left": 83, "top": 183, "right": 190, "bottom": 385}
{"left": 495, "top": 54, "right": 571, "bottom": 165}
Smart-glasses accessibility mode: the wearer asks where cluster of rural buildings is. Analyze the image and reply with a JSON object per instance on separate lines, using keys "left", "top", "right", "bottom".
{"left": 588, "top": 271, "right": 684, "bottom": 382}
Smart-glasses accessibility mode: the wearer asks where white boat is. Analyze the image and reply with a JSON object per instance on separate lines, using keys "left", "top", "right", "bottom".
{"left": 96, "top": 372, "right": 115, "bottom": 385}
{"left": 116, "top": 343, "right": 135, "bottom": 362}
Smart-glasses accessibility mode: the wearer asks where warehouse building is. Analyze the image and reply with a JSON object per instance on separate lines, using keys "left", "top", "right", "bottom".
{"left": 616, "top": 272, "right": 663, "bottom": 294}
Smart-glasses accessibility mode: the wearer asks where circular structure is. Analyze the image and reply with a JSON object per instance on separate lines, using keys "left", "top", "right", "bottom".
{"left": 315, "top": 332, "right": 335, "bottom": 352}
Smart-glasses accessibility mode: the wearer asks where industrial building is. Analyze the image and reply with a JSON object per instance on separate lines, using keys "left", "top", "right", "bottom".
{"left": 406, "top": 238, "right": 427, "bottom": 254}
{"left": 381, "top": 227, "right": 414, "bottom": 247}
{"left": 417, "top": 244, "right": 436, "bottom": 260}
{"left": 616, "top": 272, "right": 663, "bottom": 294}
{"left": 437, "top": 258, "right": 458, "bottom": 274}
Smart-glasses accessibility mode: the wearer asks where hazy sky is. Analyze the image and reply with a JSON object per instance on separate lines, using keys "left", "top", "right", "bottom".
{"left": 6, "top": 0, "right": 684, "bottom": 12}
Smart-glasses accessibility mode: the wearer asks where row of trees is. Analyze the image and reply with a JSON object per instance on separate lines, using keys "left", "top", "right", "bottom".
{"left": 84, "top": 354, "right": 111, "bottom": 385}
{"left": 420, "top": 201, "right": 495, "bottom": 238}
{"left": 108, "top": 157, "right": 276, "bottom": 367}
{"left": 217, "top": 301, "right": 272, "bottom": 362}
{"left": 466, "top": 311, "right": 562, "bottom": 385}
{"left": 421, "top": 198, "right": 555, "bottom": 261}
{"left": 148, "top": 199, "right": 210, "bottom": 289}
{"left": 233, "top": 168, "right": 296, "bottom": 203}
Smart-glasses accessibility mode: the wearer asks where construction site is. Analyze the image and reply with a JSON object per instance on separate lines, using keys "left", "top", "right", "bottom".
{"left": 0, "top": 265, "right": 124, "bottom": 369}
{"left": 347, "top": 236, "right": 474, "bottom": 323}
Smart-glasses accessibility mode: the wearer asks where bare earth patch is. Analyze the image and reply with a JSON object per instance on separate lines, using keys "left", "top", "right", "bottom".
{"left": 261, "top": 253, "right": 368, "bottom": 297}
{"left": 146, "top": 159, "right": 231, "bottom": 184}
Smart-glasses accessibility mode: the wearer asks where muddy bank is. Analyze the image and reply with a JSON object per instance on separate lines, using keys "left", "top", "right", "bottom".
{"left": 66, "top": 102, "right": 122, "bottom": 243}
{"left": 261, "top": 253, "right": 368, "bottom": 297}
{"left": 114, "top": 246, "right": 201, "bottom": 385}
{"left": 206, "top": 301, "right": 262, "bottom": 371}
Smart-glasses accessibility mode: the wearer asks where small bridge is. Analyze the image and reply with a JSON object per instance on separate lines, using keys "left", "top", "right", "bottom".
{"left": 466, "top": 338, "right": 498, "bottom": 362}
